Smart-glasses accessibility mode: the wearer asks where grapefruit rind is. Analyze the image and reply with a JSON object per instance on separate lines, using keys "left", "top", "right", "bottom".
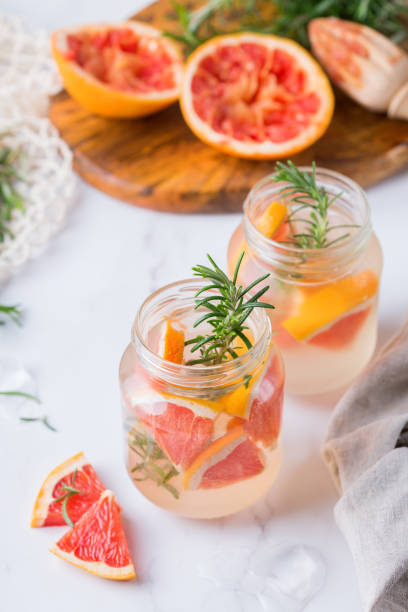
{"left": 282, "top": 270, "right": 378, "bottom": 342}
{"left": 182, "top": 426, "right": 245, "bottom": 490}
{"left": 49, "top": 547, "right": 136, "bottom": 581}
{"left": 159, "top": 319, "right": 185, "bottom": 364}
{"left": 49, "top": 490, "right": 136, "bottom": 581}
{"left": 52, "top": 21, "right": 183, "bottom": 118}
{"left": 180, "top": 33, "right": 335, "bottom": 159}
{"left": 31, "top": 452, "right": 88, "bottom": 528}
{"left": 255, "top": 201, "right": 288, "bottom": 237}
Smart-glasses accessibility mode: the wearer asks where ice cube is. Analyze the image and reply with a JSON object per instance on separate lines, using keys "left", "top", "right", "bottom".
{"left": 198, "top": 541, "right": 325, "bottom": 612}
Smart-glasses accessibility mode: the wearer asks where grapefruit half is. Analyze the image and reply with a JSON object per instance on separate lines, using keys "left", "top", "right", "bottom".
{"left": 52, "top": 21, "right": 183, "bottom": 118}
{"left": 50, "top": 490, "right": 135, "bottom": 580}
{"left": 180, "top": 33, "right": 334, "bottom": 159}
{"left": 31, "top": 452, "right": 105, "bottom": 527}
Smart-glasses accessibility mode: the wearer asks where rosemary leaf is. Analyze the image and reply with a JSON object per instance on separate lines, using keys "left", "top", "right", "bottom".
{"left": 186, "top": 253, "right": 274, "bottom": 366}
{"left": 272, "top": 161, "right": 358, "bottom": 249}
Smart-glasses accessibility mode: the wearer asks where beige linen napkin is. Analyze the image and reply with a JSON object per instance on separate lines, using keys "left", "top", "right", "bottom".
{"left": 323, "top": 317, "right": 408, "bottom": 612}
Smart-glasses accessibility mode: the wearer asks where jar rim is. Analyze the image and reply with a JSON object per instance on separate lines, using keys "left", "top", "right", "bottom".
{"left": 244, "top": 166, "right": 371, "bottom": 256}
{"left": 131, "top": 277, "right": 272, "bottom": 389}
{"left": 243, "top": 166, "right": 372, "bottom": 283}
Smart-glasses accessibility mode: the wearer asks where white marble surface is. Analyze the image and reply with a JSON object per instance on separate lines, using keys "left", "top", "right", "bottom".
{"left": 1, "top": 2, "right": 408, "bottom": 611}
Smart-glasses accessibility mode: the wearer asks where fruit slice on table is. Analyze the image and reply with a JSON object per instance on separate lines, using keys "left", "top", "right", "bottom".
{"left": 137, "top": 402, "right": 214, "bottom": 469}
{"left": 50, "top": 490, "right": 135, "bottom": 581}
{"left": 52, "top": 21, "right": 183, "bottom": 118}
{"left": 31, "top": 452, "right": 105, "bottom": 527}
{"left": 183, "top": 425, "right": 264, "bottom": 490}
{"left": 282, "top": 269, "right": 379, "bottom": 349}
{"left": 158, "top": 319, "right": 185, "bottom": 364}
{"left": 180, "top": 33, "right": 334, "bottom": 159}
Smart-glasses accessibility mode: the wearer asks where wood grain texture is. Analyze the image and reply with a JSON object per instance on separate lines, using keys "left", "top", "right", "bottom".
{"left": 49, "top": 0, "right": 408, "bottom": 213}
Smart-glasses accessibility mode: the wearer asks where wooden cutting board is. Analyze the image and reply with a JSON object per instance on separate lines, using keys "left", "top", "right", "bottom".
{"left": 49, "top": 1, "right": 408, "bottom": 213}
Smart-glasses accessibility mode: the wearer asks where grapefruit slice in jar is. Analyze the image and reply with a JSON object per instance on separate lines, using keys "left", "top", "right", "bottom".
{"left": 158, "top": 319, "right": 185, "bottom": 364}
{"left": 50, "top": 490, "right": 135, "bottom": 580}
{"left": 244, "top": 350, "right": 284, "bottom": 447}
{"left": 281, "top": 269, "right": 379, "bottom": 350}
{"left": 182, "top": 425, "right": 264, "bottom": 490}
{"left": 31, "top": 452, "right": 105, "bottom": 527}
{"left": 180, "top": 33, "right": 334, "bottom": 159}
{"left": 52, "top": 21, "right": 183, "bottom": 118}
{"left": 136, "top": 401, "right": 214, "bottom": 469}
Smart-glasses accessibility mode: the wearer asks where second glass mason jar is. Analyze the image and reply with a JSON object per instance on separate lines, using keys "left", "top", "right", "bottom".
{"left": 119, "top": 279, "right": 284, "bottom": 519}
{"left": 227, "top": 168, "right": 383, "bottom": 395}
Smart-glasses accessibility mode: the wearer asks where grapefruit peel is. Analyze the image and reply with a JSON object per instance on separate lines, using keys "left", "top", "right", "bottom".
{"left": 159, "top": 319, "right": 185, "bottom": 364}
{"left": 282, "top": 269, "right": 378, "bottom": 342}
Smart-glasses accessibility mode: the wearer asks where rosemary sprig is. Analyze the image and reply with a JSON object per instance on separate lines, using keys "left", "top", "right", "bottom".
{"left": 53, "top": 468, "right": 83, "bottom": 526}
{"left": 0, "top": 137, "right": 25, "bottom": 243}
{"left": 272, "top": 161, "right": 358, "bottom": 249}
{"left": 19, "top": 415, "right": 57, "bottom": 432}
{"left": 129, "top": 429, "right": 179, "bottom": 499}
{"left": 185, "top": 253, "right": 274, "bottom": 365}
{"left": 166, "top": 0, "right": 408, "bottom": 52}
{"left": 0, "top": 391, "right": 57, "bottom": 432}
{"left": 166, "top": 0, "right": 266, "bottom": 50}
{"left": 273, "top": 0, "right": 408, "bottom": 47}
{"left": 0, "top": 303, "right": 22, "bottom": 326}
{"left": 0, "top": 390, "right": 40, "bottom": 402}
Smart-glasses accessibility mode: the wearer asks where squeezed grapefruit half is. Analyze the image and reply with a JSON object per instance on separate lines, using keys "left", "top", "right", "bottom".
{"left": 52, "top": 21, "right": 183, "bottom": 118}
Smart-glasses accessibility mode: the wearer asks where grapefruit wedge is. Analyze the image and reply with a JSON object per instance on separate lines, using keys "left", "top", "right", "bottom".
{"left": 158, "top": 319, "right": 185, "bottom": 364}
{"left": 182, "top": 425, "right": 264, "bottom": 490}
{"left": 137, "top": 402, "right": 214, "bottom": 469}
{"left": 244, "top": 352, "right": 284, "bottom": 447}
{"left": 229, "top": 200, "right": 290, "bottom": 275}
{"left": 282, "top": 269, "right": 379, "bottom": 349}
{"left": 52, "top": 21, "right": 183, "bottom": 118}
{"left": 180, "top": 33, "right": 334, "bottom": 159}
{"left": 50, "top": 490, "right": 135, "bottom": 581}
{"left": 31, "top": 452, "right": 105, "bottom": 527}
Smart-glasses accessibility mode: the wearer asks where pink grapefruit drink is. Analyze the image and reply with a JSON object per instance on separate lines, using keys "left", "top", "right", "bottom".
{"left": 227, "top": 167, "right": 382, "bottom": 395}
{"left": 119, "top": 279, "right": 284, "bottom": 518}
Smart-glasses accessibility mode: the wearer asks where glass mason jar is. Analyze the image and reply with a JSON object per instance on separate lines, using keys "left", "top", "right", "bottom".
{"left": 227, "top": 168, "right": 383, "bottom": 395}
{"left": 119, "top": 279, "right": 285, "bottom": 519}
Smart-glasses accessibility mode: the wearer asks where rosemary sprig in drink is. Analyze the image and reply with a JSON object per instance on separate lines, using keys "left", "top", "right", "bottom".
{"left": 185, "top": 253, "right": 274, "bottom": 365}
{"left": 272, "top": 161, "right": 358, "bottom": 249}
{"left": 129, "top": 429, "right": 179, "bottom": 499}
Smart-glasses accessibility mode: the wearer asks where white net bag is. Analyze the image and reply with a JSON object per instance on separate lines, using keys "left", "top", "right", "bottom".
{"left": 0, "top": 13, "right": 76, "bottom": 282}
{"left": 0, "top": 12, "right": 62, "bottom": 119}
{"left": 0, "top": 118, "right": 76, "bottom": 282}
